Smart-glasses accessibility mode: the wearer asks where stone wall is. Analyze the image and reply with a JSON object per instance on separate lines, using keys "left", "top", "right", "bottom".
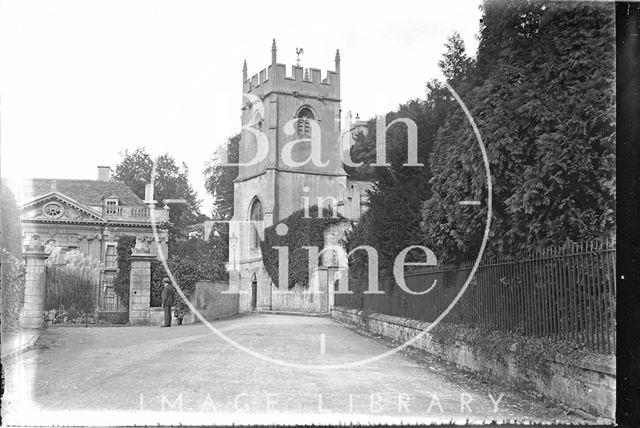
{"left": 331, "top": 306, "right": 615, "bottom": 419}
{"left": 97, "top": 311, "right": 128, "bottom": 324}
{"left": 193, "top": 280, "right": 239, "bottom": 321}
{"left": 149, "top": 307, "right": 190, "bottom": 326}
{"left": 271, "top": 268, "right": 329, "bottom": 313}
{"left": 148, "top": 281, "right": 238, "bottom": 326}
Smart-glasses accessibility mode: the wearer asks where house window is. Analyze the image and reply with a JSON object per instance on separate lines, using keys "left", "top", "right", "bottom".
{"left": 297, "top": 107, "right": 314, "bottom": 136}
{"left": 105, "top": 243, "right": 117, "bottom": 269}
{"left": 249, "top": 198, "right": 263, "bottom": 250}
{"left": 104, "top": 198, "right": 118, "bottom": 215}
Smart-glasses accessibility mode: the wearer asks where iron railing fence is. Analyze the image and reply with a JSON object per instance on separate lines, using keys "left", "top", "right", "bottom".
{"left": 335, "top": 238, "right": 616, "bottom": 354}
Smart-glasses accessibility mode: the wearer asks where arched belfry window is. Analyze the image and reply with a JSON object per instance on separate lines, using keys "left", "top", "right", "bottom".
{"left": 297, "top": 107, "right": 315, "bottom": 136}
{"left": 249, "top": 198, "right": 263, "bottom": 250}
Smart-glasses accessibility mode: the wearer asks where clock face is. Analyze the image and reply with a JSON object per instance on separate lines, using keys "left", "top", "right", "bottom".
{"left": 146, "top": 83, "right": 492, "bottom": 371}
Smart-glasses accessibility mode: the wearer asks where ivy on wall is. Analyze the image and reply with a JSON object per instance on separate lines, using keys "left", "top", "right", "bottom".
{"left": 112, "top": 236, "right": 136, "bottom": 306}
{"left": 260, "top": 206, "right": 344, "bottom": 289}
{"left": 149, "top": 259, "right": 165, "bottom": 307}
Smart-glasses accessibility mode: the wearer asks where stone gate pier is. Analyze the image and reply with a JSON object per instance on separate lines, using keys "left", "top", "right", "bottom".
{"left": 19, "top": 237, "right": 49, "bottom": 329}
{"left": 128, "top": 252, "right": 155, "bottom": 326}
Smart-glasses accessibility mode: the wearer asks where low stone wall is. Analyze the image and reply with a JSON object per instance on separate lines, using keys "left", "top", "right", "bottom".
{"left": 149, "top": 307, "right": 192, "bottom": 326}
{"left": 331, "top": 306, "right": 615, "bottom": 419}
{"left": 193, "top": 280, "right": 238, "bottom": 321}
{"left": 271, "top": 284, "right": 326, "bottom": 313}
{"left": 97, "top": 311, "right": 128, "bottom": 325}
{"left": 270, "top": 268, "right": 329, "bottom": 313}
{"left": 148, "top": 281, "right": 238, "bottom": 326}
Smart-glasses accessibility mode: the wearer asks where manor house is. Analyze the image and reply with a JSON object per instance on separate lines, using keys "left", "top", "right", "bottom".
{"left": 14, "top": 167, "right": 169, "bottom": 310}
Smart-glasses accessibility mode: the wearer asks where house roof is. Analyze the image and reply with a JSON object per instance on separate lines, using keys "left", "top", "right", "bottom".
{"left": 17, "top": 179, "right": 145, "bottom": 206}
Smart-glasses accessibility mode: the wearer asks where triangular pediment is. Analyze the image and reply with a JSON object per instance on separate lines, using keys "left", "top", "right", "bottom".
{"left": 19, "top": 192, "right": 105, "bottom": 223}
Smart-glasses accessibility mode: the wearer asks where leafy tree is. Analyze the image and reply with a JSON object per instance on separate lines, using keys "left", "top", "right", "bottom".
{"left": 156, "top": 234, "right": 230, "bottom": 313}
{"left": 342, "top": 32, "right": 476, "bottom": 275}
{"left": 204, "top": 133, "right": 240, "bottom": 220}
{"left": 1, "top": 180, "right": 25, "bottom": 332}
{"left": 112, "top": 147, "right": 201, "bottom": 241}
{"left": 438, "top": 32, "right": 476, "bottom": 86}
{"left": 421, "top": 0, "right": 615, "bottom": 263}
{"left": 1, "top": 180, "right": 23, "bottom": 257}
{"left": 343, "top": 91, "right": 453, "bottom": 275}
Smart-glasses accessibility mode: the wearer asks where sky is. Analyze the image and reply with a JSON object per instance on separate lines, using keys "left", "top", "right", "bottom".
{"left": 0, "top": 0, "right": 483, "bottom": 213}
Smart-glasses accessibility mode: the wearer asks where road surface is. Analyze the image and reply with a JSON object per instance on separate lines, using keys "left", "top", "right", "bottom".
{"left": 2, "top": 313, "right": 589, "bottom": 425}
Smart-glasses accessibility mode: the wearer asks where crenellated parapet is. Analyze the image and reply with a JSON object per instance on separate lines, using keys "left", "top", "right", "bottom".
{"left": 242, "top": 40, "right": 340, "bottom": 100}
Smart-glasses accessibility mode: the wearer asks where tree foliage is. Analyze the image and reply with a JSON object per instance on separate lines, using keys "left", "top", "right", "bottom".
{"left": 438, "top": 31, "right": 476, "bottom": 86}
{"left": 1, "top": 180, "right": 25, "bottom": 332}
{"left": 167, "top": 233, "right": 229, "bottom": 312}
{"left": 261, "top": 207, "right": 343, "bottom": 288}
{"left": 204, "top": 133, "right": 240, "bottom": 220}
{"left": 343, "top": 93, "right": 452, "bottom": 274}
{"left": 421, "top": 0, "right": 615, "bottom": 263}
{"left": 112, "top": 147, "right": 201, "bottom": 241}
{"left": 113, "top": 233, "right": 228, "bottom": 312}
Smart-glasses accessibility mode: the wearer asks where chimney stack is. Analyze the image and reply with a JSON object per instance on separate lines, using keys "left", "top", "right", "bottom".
{"left": 97, "top": 166, "right": 111, "bottom": 181}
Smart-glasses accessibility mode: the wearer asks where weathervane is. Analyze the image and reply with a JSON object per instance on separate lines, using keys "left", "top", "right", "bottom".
{"left": 295, "top": 47, "right": 304, "bottom": 66}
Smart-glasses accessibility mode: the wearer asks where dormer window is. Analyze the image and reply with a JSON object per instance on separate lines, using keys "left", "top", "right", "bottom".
{"left": 104, "top": 198, "right": 119, "bottom": 215}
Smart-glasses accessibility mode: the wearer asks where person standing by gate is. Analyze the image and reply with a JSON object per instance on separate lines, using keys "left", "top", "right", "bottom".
{"left": 161, "top": 277, "right": 174, "bottom": 327}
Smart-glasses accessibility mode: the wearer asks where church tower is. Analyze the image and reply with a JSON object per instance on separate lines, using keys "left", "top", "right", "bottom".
{"left": 229, "top": 40, "right": 346, "bottom": 312}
